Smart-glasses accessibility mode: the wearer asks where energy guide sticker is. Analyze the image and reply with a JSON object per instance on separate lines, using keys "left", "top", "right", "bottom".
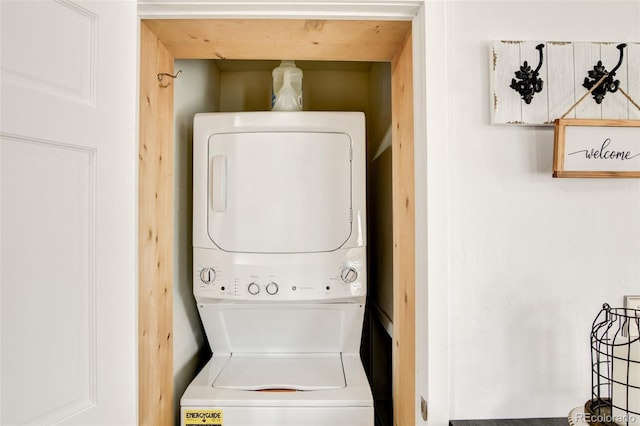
{"left": 184, "top": 409, "right": 223, "bottom": 425}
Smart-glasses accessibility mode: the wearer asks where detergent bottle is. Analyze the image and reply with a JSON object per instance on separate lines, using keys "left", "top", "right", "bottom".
{"left": 271, "top": 60, "right": 303, "bottom": 111}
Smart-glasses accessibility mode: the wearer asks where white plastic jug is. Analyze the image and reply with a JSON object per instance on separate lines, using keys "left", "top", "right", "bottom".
{"left": 271, "top": 60, "right": 303, "bottom": 111}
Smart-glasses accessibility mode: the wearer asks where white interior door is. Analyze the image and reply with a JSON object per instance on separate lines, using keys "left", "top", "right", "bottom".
{"left": 0, "top": 1, "right": 137, "bottom": 424}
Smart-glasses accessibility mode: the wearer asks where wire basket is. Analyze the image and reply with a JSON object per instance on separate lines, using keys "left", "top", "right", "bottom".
{"left": 589, "top": 303, "right": 640, "bottom": 426}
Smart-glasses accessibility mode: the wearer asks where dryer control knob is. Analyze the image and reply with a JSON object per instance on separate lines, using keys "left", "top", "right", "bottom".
{"left": 266, "top": 282, "right": 279, "bottom": 295}
{"left": 199, "top": 267, "right": 216, "bottom": 284}
{"left": 247, "top": 282, "right": 260, "bottom": 295}
{"left": 340, "top": 267, "right": 358, "bottom": 284}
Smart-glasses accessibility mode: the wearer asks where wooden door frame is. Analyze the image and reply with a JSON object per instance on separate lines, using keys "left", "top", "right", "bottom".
{"left": 138, "top": 13, "right": 419, "bottom": 426}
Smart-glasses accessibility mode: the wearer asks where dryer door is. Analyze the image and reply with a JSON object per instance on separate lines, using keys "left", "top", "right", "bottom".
{"left": 207, "top": 131, "right": 352, "bottom": 253}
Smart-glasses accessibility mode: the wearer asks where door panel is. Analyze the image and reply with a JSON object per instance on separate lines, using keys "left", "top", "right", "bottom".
{"left": 1, "top": 135, "right": 95, "bottom": 425}
{"left": 1, "top": 0, "right": 96, "bottom": 106}
{"left": 207, "top": 132, "right": 352, "bottom": 253}
{"left": 0, "top": 1, "right": 137, "bottom": 424}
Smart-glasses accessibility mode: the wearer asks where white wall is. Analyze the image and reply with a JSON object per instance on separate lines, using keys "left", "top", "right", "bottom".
{"left": 442, "top": 1, "right": 640, "bottom": 420}
{"left": 173, "top": 59, "right": 220, "bottom": 425}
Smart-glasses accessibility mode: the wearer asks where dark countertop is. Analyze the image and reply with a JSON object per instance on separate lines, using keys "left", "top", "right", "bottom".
{"left": 450, "top": 419, "right": 568, "bottom": 426}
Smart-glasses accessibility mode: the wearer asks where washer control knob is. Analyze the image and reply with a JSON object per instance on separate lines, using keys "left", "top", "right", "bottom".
{"left": 266, "top": 282, "right": 279, "bottom": 295}
{"left": 340, "top": 267, "right": 358, "bottom": 284}
{"left": 247, "top": 282, "right": 260, "bottom": 295}
{"left": 199, "top": 267, "right": 216, "bottom": 284}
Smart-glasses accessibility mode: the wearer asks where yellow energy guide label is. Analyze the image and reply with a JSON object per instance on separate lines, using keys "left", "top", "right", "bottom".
{"left": 184, "top": 409, "right": 223, "bottom": 425}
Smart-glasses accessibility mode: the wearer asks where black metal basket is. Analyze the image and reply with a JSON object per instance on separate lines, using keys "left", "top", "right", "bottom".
{"left": 589, "top": 303, "right": 640, "bottom": 426}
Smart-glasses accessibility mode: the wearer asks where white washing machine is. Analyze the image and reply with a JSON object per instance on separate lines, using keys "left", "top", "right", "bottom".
{"left": 181, "top": 111, "right": 373, "bottom": 426}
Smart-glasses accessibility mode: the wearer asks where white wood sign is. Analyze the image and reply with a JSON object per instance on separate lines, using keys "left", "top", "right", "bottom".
{"left": 491, "top": 41, "right": 640, "bottom": 125}
{"left": 553, "top": 119, "right": 640, "bottom": 178}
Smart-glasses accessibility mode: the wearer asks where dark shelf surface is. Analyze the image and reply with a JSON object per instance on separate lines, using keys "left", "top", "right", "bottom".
{"left": 450, "top": 418, "right": 568, "bottom": 426}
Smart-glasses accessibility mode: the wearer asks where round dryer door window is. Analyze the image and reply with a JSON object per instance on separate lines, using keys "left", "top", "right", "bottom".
{"left": 206, "top": 131, "right": 352, "bottom": 253}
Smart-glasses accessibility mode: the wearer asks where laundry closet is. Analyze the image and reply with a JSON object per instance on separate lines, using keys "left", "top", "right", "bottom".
{"left": 137, "top": 19, "right": 416, "bottom": 426}
{"left": 172, "top": 59, "right": 394, "bottom": 425}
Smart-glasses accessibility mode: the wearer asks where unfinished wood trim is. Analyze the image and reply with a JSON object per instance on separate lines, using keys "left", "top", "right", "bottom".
{"left": 391, "top": 29, "right": 416, "bottom": 426}
{"left": 138, "top": 21, "right": 175, "bottom": 426}
{"left": 142, "top": 19, "right": 411, "bottom": 61}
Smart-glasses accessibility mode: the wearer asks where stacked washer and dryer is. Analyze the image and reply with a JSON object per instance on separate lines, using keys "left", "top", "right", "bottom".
{"left": 181, "top": 111, "right": 374, "bottom": 426}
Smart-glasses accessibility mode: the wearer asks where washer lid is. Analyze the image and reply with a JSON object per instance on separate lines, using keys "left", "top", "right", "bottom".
{"left": 213, "top": 353, "right": 346, "bottom": 391}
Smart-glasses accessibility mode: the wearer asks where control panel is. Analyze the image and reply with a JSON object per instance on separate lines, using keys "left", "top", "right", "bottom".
{"left": 193, "top": 247, "right": 366, "bottom": 302}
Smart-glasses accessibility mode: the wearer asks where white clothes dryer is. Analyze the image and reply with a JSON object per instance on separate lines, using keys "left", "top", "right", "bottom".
{"left": 181, "top": 112, "right": 373, "bottom": 426}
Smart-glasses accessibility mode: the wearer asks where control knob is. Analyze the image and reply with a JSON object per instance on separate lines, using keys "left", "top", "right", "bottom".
{"left": 247, "top": 282, "right": 260, "bottom": 295}
{"left": 340, "top": 267, "right": 358, "bottom": 284}
{"left": 199, "top": 267, "right": 216, "bottom": 284}
{"left": 266, "top": 282, "right": 279, "bottom": 295}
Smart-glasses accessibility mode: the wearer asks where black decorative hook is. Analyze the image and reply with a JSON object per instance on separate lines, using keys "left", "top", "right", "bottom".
{"left": 510, "top": 43, "right": 545, "bottom": 104}
{"left": 582, "top": 43, "right": 627, "bottom": 104}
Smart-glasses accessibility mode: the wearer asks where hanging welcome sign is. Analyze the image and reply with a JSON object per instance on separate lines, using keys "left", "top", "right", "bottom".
{"left": 553, "top": 119, "right": 640, "bottom": 178}
{"left": 553, "top": 72, "right": 640, "bottom": 178}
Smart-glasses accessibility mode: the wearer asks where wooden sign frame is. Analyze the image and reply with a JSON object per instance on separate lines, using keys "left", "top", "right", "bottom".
{"left": 553, "top": 118, "right": 640, "bottom": 178}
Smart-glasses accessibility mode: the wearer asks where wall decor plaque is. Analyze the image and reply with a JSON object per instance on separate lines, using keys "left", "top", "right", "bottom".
{"left": 553, "top": 119, "right": 640, "bottom": 178}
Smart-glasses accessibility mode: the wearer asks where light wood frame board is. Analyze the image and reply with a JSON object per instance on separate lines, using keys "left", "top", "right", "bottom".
{"left": 139, "top": 18, "right": 416, "bottom": 426}
{"left": 553, "top": 118, "right": 640, "bottom": 178}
